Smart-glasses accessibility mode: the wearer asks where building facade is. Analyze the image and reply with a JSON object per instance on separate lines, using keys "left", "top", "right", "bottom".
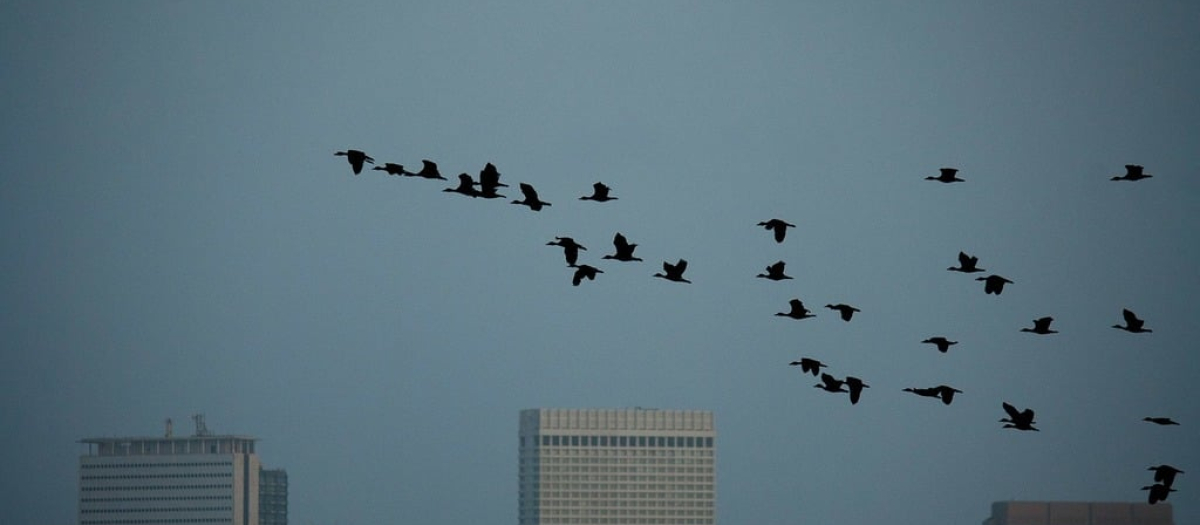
{"left": 79, "top": 428, "right": 284, "bottom": 525}
{"left": 983, "top": 501, "right": 1173, "bottom": 525}
{"left": 259, "top": 468, "right": 288, "bottom": 525}
{"left": 518, "top": 408, "right": 716, "bottom": 525}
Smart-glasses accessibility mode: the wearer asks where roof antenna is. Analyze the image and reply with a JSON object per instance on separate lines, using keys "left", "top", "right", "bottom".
{"left": 165, "top": 418, "right": 173, "bottom": 438}
{"left": 191, "top": 414, "right": 210, "bottom": 436}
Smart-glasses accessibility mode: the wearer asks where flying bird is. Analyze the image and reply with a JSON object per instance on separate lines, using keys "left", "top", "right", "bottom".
{"left": 775, "top": 299, "right": 815, "bottom": 320}
{"left": 925, "top": 167, "right": 964, "bottom": 183}
{"left": 947, "top": 251, "right": 985, "bottom": 273}
{"left": 1143, "top": 417, "right": 1180, "bottom": 426}
{"left": 814, "top": 373, "right": 848, "bottom": 394}
{"left": 372, "top": 162, "right": 406, "bottom": 175}
{"left": 444, "top": 173, "right": 482, "bottom": 197}
{"left": 756, "top": 261, "right": 792, "bottom": 281}
{"left": 903, "top": 385, "right": 961, "bottom": 405}
{"left": 602, "top": 233, "right": 642, "bottom": 262}
{"left": 788, "top": 357, "right": 827, "bottom": 377}
{"left": 921, "top": 337, "right": 958, "bottom": 353}
{"left": 757, "top": 219, "right": 796, "bottom": 243}
{"left": 413, "top": 159, "right": 447, "bottom": 180}
{"left": 976, "top": 274, "right": 1013, "bottom": 295}
{"left": 1020, "top": 317, "right": 1058, "bottom": 335}
{"left": 580, "top": 182, "right": 617, "bottom": 202}
{"left": 334, "top": 149, "right": 374, "bottom": 174}
{"left": 571, "top": 264, "right": 603, "bottom": 286}
{"left": 1000, "top": 402, "right": 1039, "bottom": 431}
{"left": 1112, "top": 164, "right": 1153, "bottom": 182}
{"left": 825, "top": 303, "right": 860, "bottom": 322}
{"left": 653, "top": 259, "right": 691, "bottom": 283}
{"left": 547, "top": 237, "right": 587, "bottom": 267}
{"left": 902, "top": 387, "right": 940, "bottom": 399}
{"left": 1141, "top": 483, "right": 1176, "bottom": 505}
{"left": 844, "top": 376, "right": 869, "bottom": 405}
{"left": 476, "top": 163, "right": 508, "bottom": 198}
{"left": 1113, "top": 309, "right": 1151, "bottom": 333}
{"left": 1148, "top": 465, "right": 1185, "bottom": 487}
{"left": 512, "top": 183, "right": 551, "bottom": 211}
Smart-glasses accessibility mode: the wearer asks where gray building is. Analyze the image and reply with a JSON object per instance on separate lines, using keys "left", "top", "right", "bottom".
{"left": 518, "top": 408, "right": 716, "bottom": 525}
{"left": 983, "top": 501, "right": 1173, "bottom": 525}
{"left": 259, "top": 468, "right": 288, "bottom": 525}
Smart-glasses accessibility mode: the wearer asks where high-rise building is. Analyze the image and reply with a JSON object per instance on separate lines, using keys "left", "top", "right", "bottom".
{"left": 259, "top": 468, "right": 288, "bottom": 525}
{"left": 982, "top": 501, "right": 1173, "bottom": 525}
{"left": 518, "top": 408, "right": 716, "bottom": 525}
{"left": 78, "top": 417, "right": 286, "bottom": 525}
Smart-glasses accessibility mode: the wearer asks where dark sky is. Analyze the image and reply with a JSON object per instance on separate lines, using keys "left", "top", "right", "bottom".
{"left": 2, "top": 2, "right": 1198, "bottom": 525}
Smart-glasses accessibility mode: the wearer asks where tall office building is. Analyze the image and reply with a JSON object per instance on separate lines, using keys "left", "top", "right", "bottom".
{"left": 78, "top": 417, "right": 285, "bottom": 525}
{"left": 259, "top": 468, "right": 288, "bottom": 525}
{"left": 982, "top": 501, "right": 1173, "bottom": 525}
{"left": 518, "top": 408, "right": 716, "bottom": 525}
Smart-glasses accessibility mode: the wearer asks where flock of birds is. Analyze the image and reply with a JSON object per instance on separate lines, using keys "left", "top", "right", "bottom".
{"left": 334, "top": 149, "right": 1179, "bottom": 505}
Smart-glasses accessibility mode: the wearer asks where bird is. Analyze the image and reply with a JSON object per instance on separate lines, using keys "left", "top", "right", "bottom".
{"left": 814, "top": 373, "right": 848, "bottom": 394}
{"left": 925, "top": 167, "right": 964, "bottom": 183}
{"left": 1148, "top": 465, "right": 1185, "bottom": 487}
{"left": 653, "top": 259, "right": 691, "bottom": 283}
{"left": 844, "top": 376, "right": 869, "bottom": 404}
{"left": 756, "top": 261, "right": 792, "bottom": 281}
{"left": 1141, "top": 483, "right": 1176, "bottom": 505}
{"left": 825, "top": 303, "right": 860, "bottom": 322}
{"left": 976, "top": 274, "right": 1013, "bottom": 295}
{"left": 902, "top": 387, "right": 941, "bottom": 399}
{"left": 571, "top": 264, "right": 603, "bottom": 286}
{"left": 579, "top": 182, "right": 617, "bottom": 202}
{"left": 947, "top": 251, "right": 985, "bottom": 273}
{"left": 1112, "top": 164, "right": 1152, "bottom": 182}
{"left": 602, "top": 233, "right": 642, "bottom": 262}
{"left": 1020, "top": 317, "right": 1057, "bottom": 334}
{"left": 547, "top": 237, "right": 587, "bottom": 267}
{"left": 788, "top": 357, "right": 827, "bottom": 377}
{"left": 1113, "top": 309, "right": 1152, "bottom": 333}
{"left": 921, "top": 337, "right": 958, "bottom": 353}
{"left": 372, "top": 162, "right": 406, "bottom": 175}
{"left": 933, "top": 385, "right": 962, "bottom": 405}
{"left": 775, "top": 299, "right": 815, "bottom": 320}
{"left": 512, "top": 183, "right": 551, "bottom": 211}
{"left": 444, "top": 173, "right": 482, "bottom": 197}
{"left": 1000, "top": 402, "right": 1039, "bottom": 431}
{"left": 757, "top": 219, "right": 795, "bottom": 243}
{"left": 413, "top": 159, "right": 447, "bottom": 180}
{"left": 1143, "top": 417, "right": 1180, "bottom": 426}
{"left": 334, "top": 149, "right": 374, "bottom": 174}
{"left": 476, "top": 163, "right": 508, "bottom": 198}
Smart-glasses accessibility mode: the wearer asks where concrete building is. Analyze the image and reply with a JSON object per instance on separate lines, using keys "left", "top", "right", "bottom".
{"left": 518, "top": 408, "right": 716, "bottom": 525}
{"left": 983, "top": 501, "right": 1173, "bottom": 525}
{"left": 259, "top": 468, "right": 288, "bottom": 525}
{"left": 78, "top": 417, "right": 285, "bottom": 525}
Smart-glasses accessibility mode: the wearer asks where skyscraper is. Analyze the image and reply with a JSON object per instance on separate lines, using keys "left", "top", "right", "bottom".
{"left": 78, "top": 417, "right": 285, "bottom": 525}
{"left": 518, "top": 408, "right": 716, "bottom": 525}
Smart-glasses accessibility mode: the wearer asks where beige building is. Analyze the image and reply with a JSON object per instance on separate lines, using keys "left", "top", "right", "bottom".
{"left": 518, "top": 408, "right": 716, "bottom": 525}
{"left": 983, "top": 501, "right": 1173, "bottom": 525}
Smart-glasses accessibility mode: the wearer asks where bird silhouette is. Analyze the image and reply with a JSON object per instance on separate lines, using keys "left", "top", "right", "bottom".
{"left": 844, "top": 376, "right": 869, "bottom": 404}
{"left": 788, "top": 357, "right": 827, "bottom": 377}
{"left": 602, "top": 233, "right": 642, "bottom": 262}
{"left": 413, "top": 159, "right": 447, "bottom": 180}
{"left": 571, "top": 264, "right": 603, "bottom": 286}
{"left": 372, "top": 162, "right": 406, "bottom": 176}
{"left": 547, "top": 237, "right": 587, "bottom": 267}
{"left": 1020, "top": 317, "right": 1057, "bottom": 334}
{"left": 334, "top": 149, "right": 374, "bottom": 174}
{"left": 580, "top": 182, "right": 617, "bottom": 202}
{"left": 512, "top": 183, "right": 551, "bottom": 211}
{"left": 1141, "top": 483, "right": 1176, "bottom": 505}
{"left": 1112, "top": 164, "right": 1153, "bottom": 182}
{"left": 903, "top": 385, "right": 961, "bottom": 405}
{"left": 1000, "top": 402, "right": 1039, "bottom": 431}
{"left": 925, "top": 167, "right": 963, "bottom": 183}
{"left": 756, "top": 261, "right": 792, "bottom": 281}
{"left": 825, "top": 303, "right": 860, "bottom": 322}
{"left": 1143, "top": 417, "right": 1180, "bottom": 426}
{"left": 1148, "top": 465, "right": 1184, "bottom": 487}
{"left": 976, "top": 274, "right": 1013, "bottom": 295}
{"left": 921, "top": 337, "right": 958, "bottom": 353}
{"left": 757, "top": 219, "right": 796, "bottom": 243}
{"left": 815, "top": 373, "right": 848, "bottom": 394}
{"left": 947, "top": 251, "right": 985, "bottom": 273}
{"left": 1113, "top": 309, "right": 1152, "bottom": 333}
{"left": 902, "top": 387, "right": 940, "bottom": 399}
{"left": 775, "top": 299, "right": 815, "bottom": 320}
{"left": 444, "top": 173, "right": 482, "bottom": 197}
{"left": 475, "top": 163, "right": 508, "bottom": 198}
{"left": 654, "top": 259, "right": 691, "bottom": 283}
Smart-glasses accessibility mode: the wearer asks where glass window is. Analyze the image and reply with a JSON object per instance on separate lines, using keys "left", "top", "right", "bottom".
{"left": 600, "top": 436, "right": 608, "bottom": 446}
{"left": 619, "top": 436, "right": 627, "bottom": 446}
{"left": 553, "top": 436, "right": 561, "bottom": 446}
{"left": 638, "top": 436, "right": 647, "bottom": 447}
{"left": 572, "top": 436, "right": 580, "bottom": 446}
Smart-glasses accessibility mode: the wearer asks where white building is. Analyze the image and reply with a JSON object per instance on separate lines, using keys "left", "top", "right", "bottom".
{"left": 519, "top": 408, "right": 716, "bottom": 525}
{"left": 79, "top": 429, "right": 262, "bottom": 525}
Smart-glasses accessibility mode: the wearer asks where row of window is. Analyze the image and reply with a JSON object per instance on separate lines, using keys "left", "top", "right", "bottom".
{"left": 525, "top": 490, "right": 715, "bottom": 499}
{"left": 82, "top": 462, "right": 231, "bottom": 469}
{"left": 528, "top": 450, "right": 714, "bottom": 459}
{"left": 82, "top": 496, "right": 231, "bottom": 503}
{"left": 82, "top": 507, "right": 232, "bottom": 514}
{"left": 521, "top": 519, "right": 712, "bottom": 525}
{"left": 533, "top": 435, "right": 714, "bottom": 448}
{"left": 526, "top": 497, "right": 714, "bottom": 506}
{"left": 82, "top": 520, "right": 232, "bottom": 525}
{"left": 524, "top": 464, "right": 714, "bottom": 472}
{"left": 82, "top": 473, "right": 231, "bottom": 480}
{"left": 530, "top": 509, "right": 714, "bottom": 516}
{"left": 81, "top": 484, "right": 233, "bottom": 492}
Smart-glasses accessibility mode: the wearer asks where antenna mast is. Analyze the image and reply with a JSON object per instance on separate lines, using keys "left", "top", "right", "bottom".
{"left": 191, "top": 414, "right": 210, "bottom": 436}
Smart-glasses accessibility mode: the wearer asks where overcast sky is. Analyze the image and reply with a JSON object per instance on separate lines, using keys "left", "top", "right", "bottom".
{"left": 2, "top": 2, "right": 1198, "bottom": 525}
